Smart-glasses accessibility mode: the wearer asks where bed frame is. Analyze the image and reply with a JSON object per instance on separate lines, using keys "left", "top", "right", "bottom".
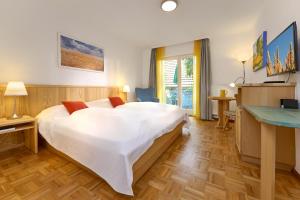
{"left": 0, "top": 84, "right": 184, "bottom": 187}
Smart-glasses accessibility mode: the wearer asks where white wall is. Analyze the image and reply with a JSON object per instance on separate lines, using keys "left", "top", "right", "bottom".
{"left": 0, "top": 0, "right": 143, "bottom": 100}
{"left": 164, "top": 42, "right": 194, "bottom": 58}
{"left": 209, "top": 29, "right": 258, "bottom": 114}
{"left": 142, "top": 48, "right": 152, "bottom": 88}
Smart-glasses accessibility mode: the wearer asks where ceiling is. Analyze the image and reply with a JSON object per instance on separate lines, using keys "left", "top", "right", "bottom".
{"left": 15, "top": 0, "right": 264, "bottom": 48}
{"left": 82, "top": 0, "right": 264, "bottom": 48}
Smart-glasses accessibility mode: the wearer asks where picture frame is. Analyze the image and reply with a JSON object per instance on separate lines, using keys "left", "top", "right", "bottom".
{"left": 253, "top": 31, "right": 267, "bottom": 72}
{"left": 58, "top": 33, "right": 104, "bottom": 72}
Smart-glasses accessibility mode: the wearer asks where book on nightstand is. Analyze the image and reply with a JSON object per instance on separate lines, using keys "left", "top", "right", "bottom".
{"left": 0, "top": 127, "right": 16, "bottom": 134}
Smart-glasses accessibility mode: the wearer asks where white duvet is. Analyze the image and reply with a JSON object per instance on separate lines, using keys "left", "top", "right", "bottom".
{"left": 37, "top": 101, "right": 188, "bottom": 195}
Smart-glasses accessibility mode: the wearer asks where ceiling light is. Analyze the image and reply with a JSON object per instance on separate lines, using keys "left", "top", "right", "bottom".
{"left": 161, "top": 0, "right": 177, "bottom": 12}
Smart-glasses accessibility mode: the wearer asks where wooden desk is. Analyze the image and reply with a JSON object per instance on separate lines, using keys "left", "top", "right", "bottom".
{"left": 235, "top": 83, "right": 295, "bottom": 170}
{"left": 244, "top": 105, "right": 300, "bottom": 200}
{"left": 208, "top": 96, "right": 235, "bottom": 128}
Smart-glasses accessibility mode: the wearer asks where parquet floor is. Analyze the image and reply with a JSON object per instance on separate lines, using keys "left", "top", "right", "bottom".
{"left": 0, "top": 118, "right": 300, "bottom": 199}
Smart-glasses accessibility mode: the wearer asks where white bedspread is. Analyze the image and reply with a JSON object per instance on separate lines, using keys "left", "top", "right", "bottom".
{"left": 37, "top": 102, "right": 188, "bottom": 195}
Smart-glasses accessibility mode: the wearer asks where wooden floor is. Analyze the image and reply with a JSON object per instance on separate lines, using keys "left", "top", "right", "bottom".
{"left": 0, "top": 118, "right": 300, "bottom": 200}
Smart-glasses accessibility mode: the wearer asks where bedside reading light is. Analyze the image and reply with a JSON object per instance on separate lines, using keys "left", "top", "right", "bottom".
{"left": 229, "top": 60, "right": 247, "bottom": 87}
{"left": 4, "top": 81, "right": 28, "bottom": 119}
{"left": 229, "top": 77, "right": 244, "bottom": 88}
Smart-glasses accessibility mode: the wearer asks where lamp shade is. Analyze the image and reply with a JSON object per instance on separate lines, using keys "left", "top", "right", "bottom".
{"left": 123, "top": 85, "right": 130, "bottom": 93}
{"left": 229, "top": 83, "right": 236, "bottom": 88}
{"left": 4, "top": 82, "right": 28, "bottom": 96}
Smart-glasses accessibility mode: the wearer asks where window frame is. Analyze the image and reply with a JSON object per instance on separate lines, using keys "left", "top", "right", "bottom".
{"left": 162, "top": 54, "right": 194, "bottom": 114}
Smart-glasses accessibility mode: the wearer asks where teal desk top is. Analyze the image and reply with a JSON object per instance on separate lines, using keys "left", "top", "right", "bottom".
{"left": 244, "top": 105, "right": 300, "bottom": 128}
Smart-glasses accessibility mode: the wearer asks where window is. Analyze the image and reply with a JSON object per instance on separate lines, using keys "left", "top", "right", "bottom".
{"left": 163, "top": 55, "right": 194, "bottom": 113}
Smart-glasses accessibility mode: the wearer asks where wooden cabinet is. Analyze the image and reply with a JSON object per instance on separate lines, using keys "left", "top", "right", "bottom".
{"left": 235, "top": 108, "right": 242, "bottom": 153}
{"left": 0, "top": 116, "right": 37, "bottom": 153}
{"left": 236, "top": 83, "right": 296, "bottom": 171}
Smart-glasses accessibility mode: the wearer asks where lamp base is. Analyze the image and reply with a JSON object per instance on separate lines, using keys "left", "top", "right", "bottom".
{"left": 8, "top": 113, "right": 22, "bottom": 120}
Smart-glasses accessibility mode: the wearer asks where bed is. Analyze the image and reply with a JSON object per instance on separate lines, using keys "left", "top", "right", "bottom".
{"left": 37, "top": 99, "right": 189, "bottom": 195}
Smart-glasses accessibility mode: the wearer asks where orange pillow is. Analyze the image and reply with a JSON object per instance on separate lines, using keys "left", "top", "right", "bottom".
{"left": 62, "top": 101, "right": 88, "bottom": 114}
{"left": 109, "top": 97, "right": 124, "bottom": 108}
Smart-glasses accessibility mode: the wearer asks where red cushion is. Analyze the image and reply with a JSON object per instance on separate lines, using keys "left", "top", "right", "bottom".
{"left": 109, "top": 97, "right": 124, "bottom": 108}
{"left": 62, "top": 101, "right": 88, "bottom": 114}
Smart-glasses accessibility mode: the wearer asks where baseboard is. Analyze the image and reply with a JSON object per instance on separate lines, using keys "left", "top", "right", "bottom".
{"left": 241, "top": 155, "right": 293, "bottom": 172}
{"left": 292, "top": 168, "right": 300, "bottom": 180}
{"left": 212, "top": 114, "right": 218, "bottom": 119}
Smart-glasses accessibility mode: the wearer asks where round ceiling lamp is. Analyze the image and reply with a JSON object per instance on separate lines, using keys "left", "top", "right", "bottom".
{"left": 161, "top": 0, "right": 178, "bottom": 12}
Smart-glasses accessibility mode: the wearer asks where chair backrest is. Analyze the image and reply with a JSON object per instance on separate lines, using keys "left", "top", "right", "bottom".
{"left": 135, "top": 88, "right": 156, "bottom": 102}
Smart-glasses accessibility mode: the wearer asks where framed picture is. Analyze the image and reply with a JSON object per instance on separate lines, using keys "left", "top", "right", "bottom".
{"left": 253, "top": 31, "right": 267, "bottom": 72}
{"left": 58, "top": 34, "right": 104, "bottom": 72}
{"left": 266, "top": 22, "right": 298, "bottom": 76}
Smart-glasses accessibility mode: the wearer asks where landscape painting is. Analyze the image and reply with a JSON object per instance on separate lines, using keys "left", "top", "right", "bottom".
{"left": 253, "top": 31, "right": 267, "bottom": 72}
{"left": 59, "top": 35, "right": 104, "bottom": 72}
{"left": 266, "top": 24, "right": 297, "bottom": 76}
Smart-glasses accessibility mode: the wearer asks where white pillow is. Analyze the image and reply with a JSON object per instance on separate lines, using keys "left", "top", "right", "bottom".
{"left": 86, "top": 98, "right": 113, "bottom": 108}
{"left": 36, "top": 104, "right": 69, "bottom": 120}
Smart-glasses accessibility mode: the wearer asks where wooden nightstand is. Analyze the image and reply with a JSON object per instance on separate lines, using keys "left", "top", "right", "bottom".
{"left": 0, "top": 116, "right": 38, "bottom": 153}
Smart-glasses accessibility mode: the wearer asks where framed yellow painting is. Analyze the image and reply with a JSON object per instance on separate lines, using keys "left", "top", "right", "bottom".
{"left": 58, "top": 34, "right": 104, "bottom": 72}
{"left": 253, "top": 31, "right": 267, "bottom": 72}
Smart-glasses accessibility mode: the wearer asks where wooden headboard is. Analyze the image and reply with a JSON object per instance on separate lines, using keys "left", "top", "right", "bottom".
{"left": 0, "top": 84, "right": 125, "bottom": 118}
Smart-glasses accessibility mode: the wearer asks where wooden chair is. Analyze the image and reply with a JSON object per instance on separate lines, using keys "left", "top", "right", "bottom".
{"left": 223, "top": 110, "right": 236, "bottom": 131}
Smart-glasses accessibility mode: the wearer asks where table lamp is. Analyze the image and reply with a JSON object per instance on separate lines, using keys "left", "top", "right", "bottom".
{"left": 123, "top": 85, "right": 130, "bottom": 93}
{"left": 123, "top": 85, "right": 130, "bottom": 102}
{"left": 4, "top": 81, "right": 28, "bottom": 119}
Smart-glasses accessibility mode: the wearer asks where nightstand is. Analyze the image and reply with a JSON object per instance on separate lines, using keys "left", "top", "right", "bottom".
{"left": 0, "top": 116, "right": 38, "bottom": 153}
